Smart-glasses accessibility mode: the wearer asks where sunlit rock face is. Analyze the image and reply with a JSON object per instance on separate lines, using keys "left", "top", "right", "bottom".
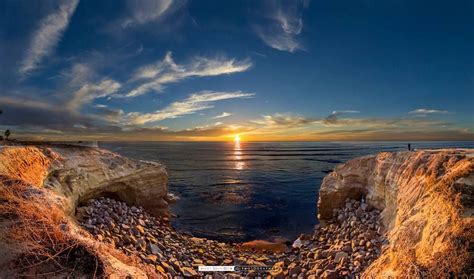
{"left": 0, "top": 145, "right": 169, "bottom": 217}
{"left": 318, "top": 149, "right": 474, "bottom": 277}
{"left": 42, "top": 146, "right": 169, "bottom": 217}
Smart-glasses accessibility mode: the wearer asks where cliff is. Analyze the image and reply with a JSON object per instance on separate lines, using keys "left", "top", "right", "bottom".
{"left": 0, "top": 144, "right": 168, "bottom": 277}
{"left": 318, "top": 149, "right": 474, "bottom": 277}
{"left": 0, "top": 145, "right": 168, "bottom": 216}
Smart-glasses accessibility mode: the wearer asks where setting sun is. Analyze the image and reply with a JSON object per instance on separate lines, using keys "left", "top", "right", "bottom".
{"left": 234, "top": 135, "right": 241, "bottom": 143}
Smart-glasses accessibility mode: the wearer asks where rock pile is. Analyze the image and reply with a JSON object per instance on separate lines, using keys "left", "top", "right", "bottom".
{"left": 78, "top": 197, "right": 386, "bottom": 278}
{"left": 80, "top": 197, "right": 276, "bottom": 277}
{"left": 285, "top": 199, "right": 386, "bottom": 278}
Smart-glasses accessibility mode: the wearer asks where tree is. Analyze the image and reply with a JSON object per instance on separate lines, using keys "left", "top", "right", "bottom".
{"left": 4, "top": 129, "right": 10, "bottom": 140}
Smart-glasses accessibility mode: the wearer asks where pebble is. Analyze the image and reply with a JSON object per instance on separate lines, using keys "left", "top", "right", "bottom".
{"left": 79, "top": 196, "right": 386, "bottom": 278}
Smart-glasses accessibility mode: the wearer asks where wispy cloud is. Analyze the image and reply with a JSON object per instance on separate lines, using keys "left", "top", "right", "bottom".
{"left": 121, "top": 0, "right": 187, "bottom": 28}
{"left": 212, "top": 112, "right": 232, "bottom": 119}
{"left": 125, "top": 52, "right": 252, "bottom": 97}
{"left": 255, "top": 0, "right": 308, "bottom": 52}
{"left": 2, "top": 97, "right": 471, "bottom": 141}
{"left": 323, "top": 110, "right": 360, "bottom": 124}
{"left": 0, "top": 96, "right": 95, "bottom": 132}
{"left": 240, "top": 111, "right": 473, "bottom": 141}
{"left": 251, "top": 113, "right": 317, "bottom": 127}
{"left": 67, "top": 79, "right": 121, "bottom": 112}
{"left": 409, "top": 108, "right": 449, "bottom": 115}
{"left": 126, "top": 91, "right": 254, "bottom": 125}
{"left": 19, "top": 0, "right": 79, "bottom": 76}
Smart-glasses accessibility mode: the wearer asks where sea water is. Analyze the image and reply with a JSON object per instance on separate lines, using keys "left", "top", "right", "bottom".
{"left": 102, "top": 141, "right": 473, "bottom": 242}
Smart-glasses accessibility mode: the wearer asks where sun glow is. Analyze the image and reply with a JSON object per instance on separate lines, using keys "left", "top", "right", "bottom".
{"left": 233, "top": 135, "right": 244, "bottom": 170}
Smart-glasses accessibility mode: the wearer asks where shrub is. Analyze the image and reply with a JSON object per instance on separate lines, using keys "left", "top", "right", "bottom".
{"left": 0, "top": 176, "right": 103, "bottom": 277}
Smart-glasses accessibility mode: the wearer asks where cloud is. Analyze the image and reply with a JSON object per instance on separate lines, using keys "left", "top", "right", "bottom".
{"left": 2, "top": 96, "right": 471, "bottom": 142}
{"left": 92, "top": 107, "right": 125, "bottom": 124}
{"left": 212, "top": 112, "right": 232, "bottom": 119}
{"left": 323, "top": 110, "right": 360, "bottom": 124}
{"left": 62, "top": 63, "right": 95, "bottom": 87}
{"left": 0, "top": 96, "right": 95, "bottom": 132}
{"left": 19, "top": 0, "right": 79, "bottom": 76}
{"left": 239, "top": 112, "right": 474, "bottom": 141}
{"left": 249, "top": 111, "right": 453, "bottom": 132}
{"left": 125, "top": 52, "right": 252, "bottom": 97}
{"left": 0, "top": 94, "right": 253, "bottom": 141}
{"left": 255, "top": 0, "right": 308, "bottom": 52}
{"left": 66, "top": 79, "right": 121, "bottom": 112}
{"left": 409, "top": 108, "right": 449, "bottom": 115}
{"left": 126, "top": 91, "right": 254, "bottom": 125}
{"left": 121, "top": 0, "right": 187, "bottom": 28}
{"left": 251, "top": 113, "right": 317, "bottom": 127}
{"left": 331, "top": 110, "right": 360, "bottom": 114}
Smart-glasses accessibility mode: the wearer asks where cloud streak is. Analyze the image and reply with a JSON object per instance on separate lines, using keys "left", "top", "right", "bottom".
{"left": 125, "top": 52, "right": 252, "bottom": 97}
{"left": 251, "top": 113, "right": 317, "bottom": 127}
{"left": 66, "top": 79, "right": 121, "bottom": 112}
{"left": 19, "top": 0, "right": 79, "bottom": 76}
{"left": 409, "top": 108, "right": 449, "bottom": 115}
{"left": 323, "top": 110, "right": 360, "bottom": 124}
{"left": 122, "top": 0, "right": 186, "bottom": 28}
{"left": 126, "top": 91, "right": 254, "bottom": 125}
{"left": 2, "top": 98, "right": 471, "bottom": 142}
{"left": 212, "top": 112, "right": 232, "bottom": 119}
{"left": 255, "top": 0, "right": 308, "bottom": 52}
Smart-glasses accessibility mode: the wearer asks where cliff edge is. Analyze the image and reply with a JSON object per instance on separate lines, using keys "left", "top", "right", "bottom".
{"left": 318, "top": 149, "right": 474, "bottom": 277}
{"left": 0, "top": 144, "right": 168, "bottom": 277}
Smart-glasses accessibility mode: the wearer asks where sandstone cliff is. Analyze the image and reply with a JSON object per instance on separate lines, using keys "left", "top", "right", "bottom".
{"left": 0, "top": 145, "right": 169, "bottom": 216}
{"left": 318, "top": 149, "right": 474, "bottom": 277}
{"left": 0, "top": 144, "right": 168, "bottom": 277}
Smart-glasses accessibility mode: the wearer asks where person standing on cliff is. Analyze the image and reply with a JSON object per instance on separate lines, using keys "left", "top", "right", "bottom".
{"left": 408, "top": 143, "right": 411, "bottom": 151}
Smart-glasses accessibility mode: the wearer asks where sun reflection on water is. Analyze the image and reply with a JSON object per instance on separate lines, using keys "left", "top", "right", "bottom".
{"left": 234, "top": 140, "right": 245, "bottom": 170}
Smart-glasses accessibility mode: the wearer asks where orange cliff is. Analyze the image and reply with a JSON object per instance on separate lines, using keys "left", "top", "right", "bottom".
{"left": 318, "top": 149, "right": 474, "bottom": 277}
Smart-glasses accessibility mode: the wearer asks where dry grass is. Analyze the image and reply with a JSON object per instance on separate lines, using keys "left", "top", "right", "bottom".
{"left": 365, "top": 152, "right": 473, "bottom": 278}
{"left": 0, "top": 145, "right": 161, "bottom": 277}
{"left": 0, "top": 176, "right": 103, "bottom": 277}
{"left": 0, "top": 146, "right": 53, "bottom": 187}
{"left": 422, "top": 158, "right": 473, "bottom": 277}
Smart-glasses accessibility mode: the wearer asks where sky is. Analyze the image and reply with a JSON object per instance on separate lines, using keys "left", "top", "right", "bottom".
{"left": 0, "top": 0, "right": 473, "bottom": 141}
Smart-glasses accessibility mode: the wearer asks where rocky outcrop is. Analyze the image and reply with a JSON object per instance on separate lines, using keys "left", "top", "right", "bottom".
{"left": 0, "top": 144, "right": 168, "bottom": 277}
{"left": 46, "top": 146, "right": 168, "bottom": 217}
{"left": 0, "top": 145, "right": 169, "bottom": 217}
{"left": 318, "top": 149, "right": 474, "bottom": 277}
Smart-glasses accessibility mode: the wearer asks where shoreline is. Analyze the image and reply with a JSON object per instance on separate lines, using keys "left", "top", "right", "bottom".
{"left": 79, "top": 196, "right": 385, "bottom": 278}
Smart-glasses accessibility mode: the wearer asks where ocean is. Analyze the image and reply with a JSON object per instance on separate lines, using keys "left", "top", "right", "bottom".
{"left": 102, "top": 141, "right": 473, "bottom": 242}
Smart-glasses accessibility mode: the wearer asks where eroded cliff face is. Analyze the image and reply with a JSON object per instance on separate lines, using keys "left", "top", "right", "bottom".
{"left": 318, "top": 149, "right": 474, "bottom": 277}
{"left": 46, "top": 146, "right": 169, "bottom": 217}
{"left": 0, "top": 145, "right": 169, "bottom": 216}
{"left": 0, "top": 144, "right": 168, "bottom": 277}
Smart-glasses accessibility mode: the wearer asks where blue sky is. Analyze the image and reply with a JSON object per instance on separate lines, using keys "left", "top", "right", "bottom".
{"left": 0, "top": 0, "right": 473, "bottom": 141}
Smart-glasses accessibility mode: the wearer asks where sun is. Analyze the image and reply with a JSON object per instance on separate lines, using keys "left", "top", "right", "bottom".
{"left": 234, "top": 135, "right": 241, "bottom": 143}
